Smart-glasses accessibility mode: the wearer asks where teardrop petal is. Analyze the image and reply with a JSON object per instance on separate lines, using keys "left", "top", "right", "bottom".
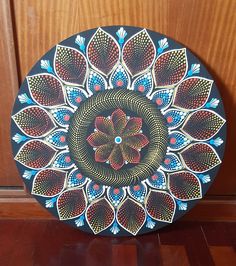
{"left": 173, "top": 77, "right": 213, "bottom": 110}
{"left": 180, "top": 143, "right": 221, "bottom": 172}
{"left": 87, "top": 70, "right": 107, "bottom": 94}
{"left": 107, "top": 187, "right": 126, "bottom": 207}
{"left": 164, "top": 109, "right": 187, "bottom": 129}
{"left": 168, "top": 131, "right": 191, "bottom": 150}
{"left": 87, "top": 28, "right": 120, "bottom": 76}
{"left": 14, "top": 140, "right": 56, "bottom": 169}
{"left": 67, "top": 168, "right": 87, "bottom": 188}
{"left": 146, "top": 190, "right": 176, "bottom": 223}
{"left": 153, "top": 48, "right": 187, "bottom": 87}
{"left": 122, "top": 29, "right": 156, "bottom": 76}
{"left": 54, "top": 45, "right": 88, "bottom": 86}
{"left": 27, "top": 74, "right": 65, "bottom": 107}
{"left": 181, "top": 110, "right": 226, "bottom": 141}
{"left": 52, "top": 151, "right": 74, "bottom": 169}
{"left": 86, "top": 198, "right": 115, "bottom": 234}
{"left": 86, "top": 180, "right": 105, "bottom": 201}
{"left": 65, "top": 87, "right": 88, "bottom": 108}
{"left": 168, "top": 171, "right": 202, "bottom": 200}
{"left": 151, "top": 89, "right": 174, "bottom": 110}
{"left": 117, "top": 198, "right": 146, "bottom": 235}
{"left": 109, "top": 64, "right": 131, "bottom": 89}
{"left": 132, "top": 72, "right": 153, "bottom": 96}
{"left": 146, "top": 170, "right": 167, "bottom": 189}
{"left": 32, "top": 169, "right": 66, "bottom": 197}
{"left": 50, "top": 107, "right": 74, "bottom": 127}
{"left": 161, "top": 153, "right": 183, "bottom": 172}
{"left": 12, "top": 106, "right": 56, "bottom": 137}
{"left": 57, "top": 188, "right": 87, "bottom": 220}
{"left": 127, "top": 182, "right": 147, "bottom": 203}
{"left": 44, "top": 129, "right": 68, "bottom": 149}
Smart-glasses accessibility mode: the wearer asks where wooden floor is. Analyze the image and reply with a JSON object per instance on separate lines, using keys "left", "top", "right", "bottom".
{"left": 0, "top": 220, "right": 235, "bottom": 266}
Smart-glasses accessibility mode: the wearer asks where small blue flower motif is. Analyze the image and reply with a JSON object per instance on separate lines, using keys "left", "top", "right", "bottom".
{"left": 75, "top": 214, "right": 85, "bottom": 227}
{"left": 146, "top": 215, "right": 156, "bottom": 229}
{"left": 110, "top": 221, "right": 120, "bottom": 235}
{"left": 176, "top": 200, "right": 187, "bottom": 211}
{"left": 116, "top": 27, "right": 127, "bottom": 47}
{"left": 75, "top": 35, "right": 86, "bottom": 53}
{"left": 12, "top": 133, "right": 29, "bottom": 144}
{"left": 22, "top": 170, "right": 37, "bottom": 180}
{"left": 187, "top": 64, "right": 200, "bottom": 76}
{"left": 198, "top": 174, "right": 211, "bottom": 184}
{"left": 209, "top": 137, "right": 223, "bottom": 147}
{"left": 205, "top": 98, "right": 220, "bottom": 109}
{"left": 157, "top": 38, "right": 169, "bottom": 54}
{"left": 45, "top": 196, "right": 58, "bottom": 208}
{"left": 18, "top": 93, "right": 34, "bottom": 104}
{"left": 40, "top": 60, "right": 54, "bottom": 74}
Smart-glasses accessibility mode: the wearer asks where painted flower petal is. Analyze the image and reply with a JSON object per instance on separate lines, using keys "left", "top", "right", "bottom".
{"left": 86, "top": 180, "right": 105, "bottom": 201}
{"left": 153, "top": 49, "right": 187, "bottom": 87}
{"left": 87, "top": 70, "right": 107, "bottom": 94}
{"left": 95, "top": 143, "right": 114, "bottom": 162}
{"left": 50, "top": 107, "right": 74, "bottom": 127}
{"left": 164, "top": 109, "right": 187, "bottom": 129}
{"left": 65, "top": 87, "right": 88, "bottom": 108}
{"left": 95, "top": 116, "right": 114, "bottom": 135}
{"left": 12, "top": 106, "right": 56, "bottom": 138}
{"left": 151, "top": 89, "right": 174, "bottom": 110}
{"left": 181, "top": 110, "right": 226, "bottom": 141}
{"left": 87, "top": 28, "right": 120, "bottom": 76}
{"left": 128, "top": 182, "right": 147, "bottom": 203}
{"left": 86, "top": 132, "right": 111, "bottom": 147}
{"left": 168, "top": 131, "right": 191, "bottom": 150}
{"left": 27, "top": 74, "right": 65, "bottom": 107}
{"left": 122, "top": 29, "right": 156, "bottom": 76}
{"left": 122, "top": 117, "right": 142, "bottom": 136}
{"left": 54, "top": 45, "right": 88, "bottom": 86}
{"left": 32, "top": 169, "right": 66, "bottom": 197}
{"left": 52, "top": 151, "right": 74, "bottom": 169}
{"left": 180, "top": 143, "right": 221, "bottom": 172}
{"left": 117, "top": 197, "right": 146, "bottom": 235}
{"left": 123, "top": 133, "right": 149, "bottom": 150}
{"left": 122, "top": 144, "right": 141, "bottom": 164}
{"left": 173, "top": 77, "right": 213, "bottom": 110}
{"left": 111, "top": 108, "right": 127, "bottom": 134}
{"left": 146, "top": 190, "right": 176, "bottom": 223}
{"left": 168, "top": 171, "right": 202, "bottom": 200}
{"left": 67, "top": 168, "right": 87, "bottom": 188}
{"left": 14, "top": 140, "right": 56, "bottom": 169}
{"left": 45, "top": 129, "right": 68, "bottom": 149}
{"left": 132, "top": 71, "right": 153, "bottom": 96}
{"left": 86, "top": 198, "right": 115, "bottom": 234}
{"left": 147, "top": 170, "right": 167, "bottom": 189}
{"left": 161, "top": 153, "right": 182, "bottom": 172}
{"left": 109, "top": 145, "right": 125, "bottom": 170}
{"left": 109, "top": 64, "right": 131, "bottom": 89}
{"left": 107, "top": 187, "right": 126, "bottom": 207}
{"left": 57, "top": 188, "right": 87, "bottom": 220}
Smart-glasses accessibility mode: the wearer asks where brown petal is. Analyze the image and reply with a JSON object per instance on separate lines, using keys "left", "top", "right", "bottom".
{"left": 95, "top": 144, "right": 114, "bottom": 162}
{"left": 86, "top": 132, "right": 111, "bottom": 147}
{"left": 123, "top": 133, "right": 149, "bottom": 150}
{"left": 109, "top": 145, "right": 125, "bottom": 170}
{"left": 123, "top": 117, "right": 142, "bottom": 136}
{"left": 122, "top": 144, "right": 141, "bottom": 163}
{"left": 95, "top": 117, "right": 114, "bottom": 136}
{"left": 111, "top": 108, "right": 127, "bottom": 134}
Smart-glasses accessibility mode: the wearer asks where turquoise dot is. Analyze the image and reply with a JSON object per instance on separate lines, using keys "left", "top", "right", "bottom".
{"left": 115, "top": 136, "right": 122, "bottom": 144}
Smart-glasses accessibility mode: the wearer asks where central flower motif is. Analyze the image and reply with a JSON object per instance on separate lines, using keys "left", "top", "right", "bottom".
{"left": 86, "top": 109, "right": 149, "bottom": 170}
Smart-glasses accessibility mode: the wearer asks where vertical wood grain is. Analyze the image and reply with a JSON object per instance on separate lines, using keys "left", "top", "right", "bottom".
{"left": 9, "top": 0, "right": 236, "bottom": 194}
{"left": 0, "top": 0, "right": 22, "bottom": 186}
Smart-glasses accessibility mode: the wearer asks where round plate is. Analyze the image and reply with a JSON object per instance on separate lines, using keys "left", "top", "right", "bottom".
{"left": 11, "top": 26, "right": 226, "bottom": 236}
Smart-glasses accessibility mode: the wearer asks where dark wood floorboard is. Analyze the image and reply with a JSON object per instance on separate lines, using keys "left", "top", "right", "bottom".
{"left": 0, "top": 220, "right": 235, "bottom": 266}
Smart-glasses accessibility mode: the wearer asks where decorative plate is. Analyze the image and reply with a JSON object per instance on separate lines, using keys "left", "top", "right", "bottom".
{"left": 11, "top": 26, "right": 226, "bottom": 236}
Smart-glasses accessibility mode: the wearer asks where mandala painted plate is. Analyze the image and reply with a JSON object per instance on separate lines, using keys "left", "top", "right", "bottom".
{"left": 11, "top": 26, "right": 226, "bottom": 236}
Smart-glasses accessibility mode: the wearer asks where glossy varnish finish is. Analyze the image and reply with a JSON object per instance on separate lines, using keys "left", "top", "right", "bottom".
{"left": 0, "top": 220, "right": 235, "bottom": 266}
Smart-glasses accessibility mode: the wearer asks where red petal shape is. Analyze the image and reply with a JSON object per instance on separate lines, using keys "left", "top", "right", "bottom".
{"left": 122, "top": 144, "right": 141, "bottom": 163}
{"left": 86, "top": 198, "right": 115, "bottom": 234}
{"left": 27, "top": 74, "right": 65, "bottom": 107}
{"left": 95, "top": 144, "right": 114, "bottom": 162}
{"left": 122, "top": 117, "right": 142, "bottom": 136}
{"left": 111, "top": 108, "right": 127, "bottom": 134}
{"left": 32, "top": 169, "right": 66, "bottom": 197}
{"left": 123, "top": 133, "right": 149, "bottom": 150}
{"left": 57, "top": 188, "right": 87, "bottom": 220}
{"left": 95, "top": 117, "right": 115, "bottom": 136}
{"left": 123, "top": 29, "right": 156, "bottom": 76}
{"left": 87, "top": 28, "right": 120, "bottom": 76}
{"left": 117, "top": 198, "right": 146, "bottom": 235}
{"left": 153, "top": 49, "right": 187, "bottom": 87}
{"left": 86, "top": 132, "right": 111, "bottom": 147}
{"left": 109, "top": 145, "right": 125, "bottom": 170}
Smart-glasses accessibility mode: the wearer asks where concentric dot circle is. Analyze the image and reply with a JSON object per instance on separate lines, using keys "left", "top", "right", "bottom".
{"left": 68, "top": 89, "right": 168, "bottom": 187}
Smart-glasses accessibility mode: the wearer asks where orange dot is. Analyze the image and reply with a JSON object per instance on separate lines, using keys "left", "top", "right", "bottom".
{"left": 94, "top": 84, "right": 101, "bottom": 91}
{"left": 76, "top": 173, "right": 82, "bottom": 179}
{"left": 138, "top": 85, "right": 145, "bottom": 92}
{"left": 133, "top": 185, "right": 140, "bottom": 191}
{"left": 167, "top": 116, "right": 173, "bottom": 123}
{"left": 64, "top": 114, "right": 70, "bottom": 121}
{"left": 116, "top": 80, "right": 123, "bottom": 87}
{"left": 93, "top": 184, "right": 100, "bottom": 190}
{"left": 151, "top": 175, "right": 158, "bottom": 180}
{"left": 164, "top": 158, "right": 170, "bottom": 165}
{"left": 60, "top": 136, "right": 66, "bottom": 142}
{"left": 65, "top": 156, "right": 71, "bottom": 163}
{"left": 170, "top": 137, "right": 176, "bottom": 144}
{"left": 156, "top": 98, "right": 163, "bottom": 105}
{"left": 76, "top": 97, "right": 82, "bottom": 103}
{"left": 113, "top": 188, "right": 120, "bottom": 194}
